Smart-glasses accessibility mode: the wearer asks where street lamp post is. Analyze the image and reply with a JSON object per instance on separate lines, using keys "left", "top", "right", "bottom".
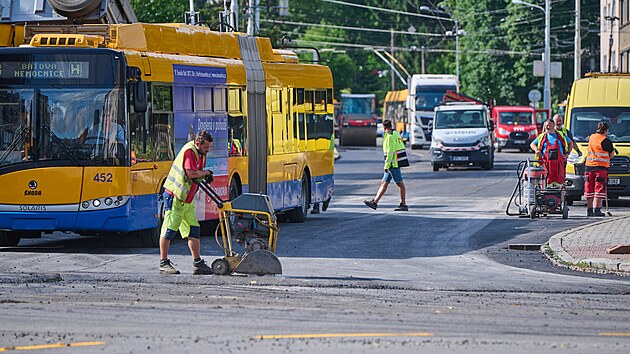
{"left": 512, "top": 0, "right": 551, "bottom": 110}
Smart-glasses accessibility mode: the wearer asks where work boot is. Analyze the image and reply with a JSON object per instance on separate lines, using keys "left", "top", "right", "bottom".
{"left": 587, "top": 208, "right": 594, "bottom": 217}
{"left": 394, "top": 203, "right": 408, "bottom": 211}
{"left": 193, "top": 258, "right": 213, "bottom": 275}
{"left": 160, "top": 259, "right": 180, "bottom": 275}
{"left": 364, "top": 199, "right": 378, "bottom": 210}
{"left": 592, "top": 208, "right": 606, "bottom": 217}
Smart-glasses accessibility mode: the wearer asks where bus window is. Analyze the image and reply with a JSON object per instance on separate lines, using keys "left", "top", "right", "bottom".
{"left": 214, "top": 88, "right": 227, "bottom": 112}
{"left": 270, "top": 88, "right": 285, "bottom": 154}
{"left": 195, "top": 86, "right": 213, "bottom": 112}
{"left": 228, "top": 88, "right": 245, "bottom": 156}
{"left": 293, "top": 88, "right": 307, "bottom": 151}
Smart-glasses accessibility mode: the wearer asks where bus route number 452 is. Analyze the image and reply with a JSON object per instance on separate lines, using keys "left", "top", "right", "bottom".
{"left": 94, "top": 173, "right": 113, "bottom": 183}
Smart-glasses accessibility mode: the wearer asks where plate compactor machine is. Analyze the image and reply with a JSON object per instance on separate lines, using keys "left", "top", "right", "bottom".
{"left": 194, "top": 180, "right": 282, "bottom": 276}
{"left": 506, "top": 159, "right": 569, "bottom": 219}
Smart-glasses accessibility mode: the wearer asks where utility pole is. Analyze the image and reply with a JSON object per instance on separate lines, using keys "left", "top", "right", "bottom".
{"left": 390, "top": 28, "right": 395, "bottom": 91}
{"left": 247, "top": 0, "right": 260, "bottom": 35}
{"left": 574, "top": 0, "right": 581, "bottom": 80}
{"left": 421, "top": 46, "right": 426, "bottom": 74}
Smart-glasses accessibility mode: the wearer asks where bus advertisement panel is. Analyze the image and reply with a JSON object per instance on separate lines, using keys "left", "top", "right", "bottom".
{"left": 173, "top": 64, "right": 228, "bottom": 220}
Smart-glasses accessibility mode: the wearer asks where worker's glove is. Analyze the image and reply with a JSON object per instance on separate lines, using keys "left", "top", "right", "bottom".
{"left": 577, "top": 150, "right": 582, "bottom": 157}
{"left": 204, "top": 171, "right": 214, "bottom": 184}
{"left": 614, "top": 148, "right": 620, "bottom": 155}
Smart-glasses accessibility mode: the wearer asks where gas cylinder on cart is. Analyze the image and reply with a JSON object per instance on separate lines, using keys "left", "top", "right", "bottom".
{"left": 525, "top": 166, "right": 546, "bottom": 206}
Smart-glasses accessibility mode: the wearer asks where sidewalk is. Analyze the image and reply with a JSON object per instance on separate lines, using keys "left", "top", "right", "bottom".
{"left": 544, "top": 215, "right": 630, "bottom": 275}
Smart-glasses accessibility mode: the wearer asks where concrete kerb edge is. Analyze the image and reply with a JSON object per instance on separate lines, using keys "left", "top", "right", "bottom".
{"left": 542, "top": 215, "right": 630, "bottom": 276}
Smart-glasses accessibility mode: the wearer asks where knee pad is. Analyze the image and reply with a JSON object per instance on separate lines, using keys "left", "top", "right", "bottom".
{"left": 162, "top": 228, "right": 178, "bottom": 240}
{"left": 188, "top": 226, "right": 200, "bottom": 239}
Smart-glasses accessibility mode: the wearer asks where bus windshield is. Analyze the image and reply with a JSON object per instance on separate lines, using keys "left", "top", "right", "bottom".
{"left": 0, "top": 87, "right": 127, "bottom": 167}
{"left": 499, "top": 112, "right": 534, "bottom": 125}
{"left": 435, "top": 110, "right": 486, "bottom": 129}
{"left": 570, "top": 107, "right": 630, "bottom": 143}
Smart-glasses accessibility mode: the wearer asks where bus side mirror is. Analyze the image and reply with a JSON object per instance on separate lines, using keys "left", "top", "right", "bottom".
{"left": 132, "top": 80, "right": 148, "bottom": 113}
{"left": 127, "top": 66, "right": 147, "bottom": 113}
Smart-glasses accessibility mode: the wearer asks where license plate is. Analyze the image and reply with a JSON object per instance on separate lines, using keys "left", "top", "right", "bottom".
{"left": 609, "top": 177, "right": 620, "bottom": 185}
{"left": 452, "top": 156, "right": 469, "bottom": 161}
{"left": 514, "top": 140, "right": 526, "bottom": 144}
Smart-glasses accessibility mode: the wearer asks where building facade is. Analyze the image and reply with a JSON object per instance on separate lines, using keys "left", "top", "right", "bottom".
{"left": 601, "top": 0, "right": 630, "bottom": 72}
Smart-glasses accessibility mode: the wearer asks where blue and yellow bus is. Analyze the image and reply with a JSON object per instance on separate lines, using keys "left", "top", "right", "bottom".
{"left": 0, "top": 23, "right": 334, "bottom": 247}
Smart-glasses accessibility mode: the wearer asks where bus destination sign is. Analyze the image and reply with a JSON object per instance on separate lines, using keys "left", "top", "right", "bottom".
{"left": 0, "top": 61, "right": 89, "bottom": 79}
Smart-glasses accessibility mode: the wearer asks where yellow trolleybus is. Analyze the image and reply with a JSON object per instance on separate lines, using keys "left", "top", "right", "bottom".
{"left": 0, "top": 23, "right": 334, "bottom": 247}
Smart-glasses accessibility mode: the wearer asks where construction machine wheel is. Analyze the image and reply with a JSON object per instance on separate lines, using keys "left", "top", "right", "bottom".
{"left": 0, "top": 231, "right": 21, "bottom": 247}
{"left": 211, "top": 258, "right": 230, "bottom": 275}
{"left": 529, "top": 206, "right": 537, "bottom": 219}
{"left": 247, "top": 238, "right": 267, "bottom": 252}
{"left": 432, "top": 163, "right": 440, "bottom": 172}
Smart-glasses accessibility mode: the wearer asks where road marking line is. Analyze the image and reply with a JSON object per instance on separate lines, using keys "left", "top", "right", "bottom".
{"left": 256, "top": 332, "right": 433, "bottom": 339}
{"left": 0, "top": 341, "right": 105, "bottom": 351}
{"left": 600, "top": 332, "right": 630, "bottom": 337}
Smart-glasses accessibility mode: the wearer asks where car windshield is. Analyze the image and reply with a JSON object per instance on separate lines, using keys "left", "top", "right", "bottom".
{"left": 0, "top": 88, "right": 127, "bottom": 167}
{"left": 435, "top": 110, "right": 486, "bottom": 129}
{"left": 570, "top": 107, "right": 630, "bottom": 143}
{"left": 499, "top": 111, "right": 534, "bottom": 125}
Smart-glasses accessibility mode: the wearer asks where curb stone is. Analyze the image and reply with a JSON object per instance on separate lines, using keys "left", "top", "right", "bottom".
{"left": 543, "top": 216, "right": 630, "bottom": 276}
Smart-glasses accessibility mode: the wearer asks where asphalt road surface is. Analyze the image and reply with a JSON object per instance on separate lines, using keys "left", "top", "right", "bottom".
{"left": 1, "top": 146, "right": 629, "bottom": 353}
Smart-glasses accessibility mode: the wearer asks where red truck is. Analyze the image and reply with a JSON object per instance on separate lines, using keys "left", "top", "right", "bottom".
{"left": 491, "top": 106, "right": 539, "bottom": 152}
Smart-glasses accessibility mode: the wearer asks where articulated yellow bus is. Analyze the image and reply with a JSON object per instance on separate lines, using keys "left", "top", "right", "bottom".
{"left": 383, "top": 89, "right": 409, "bottom": 141}
{"left": 0, "top": 23, "right": 334, "bottom": 247}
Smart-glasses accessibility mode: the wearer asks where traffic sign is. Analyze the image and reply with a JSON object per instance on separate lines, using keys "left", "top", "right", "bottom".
{"left": 528, "top": 89, "right": 542, "bottom": 103}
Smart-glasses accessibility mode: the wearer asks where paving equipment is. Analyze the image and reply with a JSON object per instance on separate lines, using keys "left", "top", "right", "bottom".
{"left": 506, "top": 159, "right": 569, "bottom": 219}
{"left": 194, "top": 179, "right": 282, "bottom": 276}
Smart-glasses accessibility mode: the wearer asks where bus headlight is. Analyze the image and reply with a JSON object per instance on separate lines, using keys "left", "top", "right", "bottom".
{"left": 80, "top": 196, "right": 130, "bottom": 211}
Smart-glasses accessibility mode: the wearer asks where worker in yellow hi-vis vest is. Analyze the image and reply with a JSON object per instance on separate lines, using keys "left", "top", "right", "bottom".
{"left": 364, "top": 120, "right": 408, "bottom": 211}
{"left": 159, "top": 130, "right": 214, "bottom": 275}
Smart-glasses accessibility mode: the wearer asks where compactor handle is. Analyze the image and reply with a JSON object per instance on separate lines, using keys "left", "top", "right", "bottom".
{"left": 193, "top": 179, "right": 224, "bottom": 209}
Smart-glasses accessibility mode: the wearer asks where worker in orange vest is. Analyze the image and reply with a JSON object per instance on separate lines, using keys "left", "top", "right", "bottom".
{"left": 584, "top": 121, "right": 615, "bottom": 217}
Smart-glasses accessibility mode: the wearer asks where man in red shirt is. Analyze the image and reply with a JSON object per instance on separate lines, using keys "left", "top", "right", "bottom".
{"left": 159, "top": 131, "right": 214, "bottom": 275}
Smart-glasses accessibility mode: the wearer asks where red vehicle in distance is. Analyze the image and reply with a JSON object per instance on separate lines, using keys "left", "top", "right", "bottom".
{"left": 491, "top": 106, "right": 539, "bottom": 152}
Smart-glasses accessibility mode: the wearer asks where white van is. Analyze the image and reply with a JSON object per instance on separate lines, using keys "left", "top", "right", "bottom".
{"left": 430, "top": 102, "right": 495, "bottom": 171}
